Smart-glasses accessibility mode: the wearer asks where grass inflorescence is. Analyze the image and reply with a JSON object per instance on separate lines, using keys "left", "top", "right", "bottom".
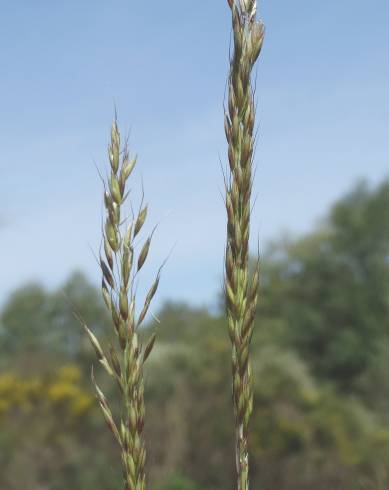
{"left": 82, "top": 117, "right": 161, "bottom": 490}
{"left": 224, "top": 1, "right": 265, "bottom": 489}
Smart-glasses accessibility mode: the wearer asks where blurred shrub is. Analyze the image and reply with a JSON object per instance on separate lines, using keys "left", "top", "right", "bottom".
{"left": 0, "top": 364, "right": 93, "bottom": 422}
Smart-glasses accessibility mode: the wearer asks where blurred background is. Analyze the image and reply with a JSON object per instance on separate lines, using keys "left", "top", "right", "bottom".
{"left": 1, "top": 1, "right": 389, "bottom": 489}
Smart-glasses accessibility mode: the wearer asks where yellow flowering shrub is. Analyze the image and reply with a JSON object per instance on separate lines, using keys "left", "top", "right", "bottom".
{"left": 0, "top": 364, "right": 93, "bottom": 421}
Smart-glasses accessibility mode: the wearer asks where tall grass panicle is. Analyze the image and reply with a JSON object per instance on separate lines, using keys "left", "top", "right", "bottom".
{"left": 82, "top": 118, "right": 161, "bottom": 490}
{"left": 224, "top": 1, "right": 264, "bottom": 489}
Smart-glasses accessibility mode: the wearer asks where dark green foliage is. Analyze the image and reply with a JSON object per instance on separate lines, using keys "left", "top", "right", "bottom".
{"left": 258, "top": 180, "right": 389, "bottom": 391}
{"left": 0, "top": 271, "right": 109, "bottom": 364}
{"left": 1, "top": 283, "right": 50, "bottom": 352}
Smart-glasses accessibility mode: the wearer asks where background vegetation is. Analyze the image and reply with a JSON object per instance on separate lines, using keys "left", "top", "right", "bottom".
{"left": 2, "top": 179, "right": 389, "bottom": 489}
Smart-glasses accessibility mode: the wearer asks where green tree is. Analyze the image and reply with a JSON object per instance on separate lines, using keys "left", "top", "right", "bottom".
{"left": 1, "top": 283, "right": 51, "bottom": 353}
{"left": 257, "top": 180, "right": 389, "bottom": 391}
{"left": 0, "top": 271, "right": 109, "bottom": 362}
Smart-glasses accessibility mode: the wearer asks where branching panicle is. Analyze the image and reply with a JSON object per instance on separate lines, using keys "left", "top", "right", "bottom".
{"left": 83, "top": 117, "right": 161, "bottom": 490}
{"left": 224, "top": 1, "right": 264, "bottom": 489}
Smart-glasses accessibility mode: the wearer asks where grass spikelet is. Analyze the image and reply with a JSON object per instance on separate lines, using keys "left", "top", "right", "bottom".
{"left": 82, "top": 116, "right": 162, "bottom": 490}
{"left": 224, "top": 1, "right": 264, "bottom": 489}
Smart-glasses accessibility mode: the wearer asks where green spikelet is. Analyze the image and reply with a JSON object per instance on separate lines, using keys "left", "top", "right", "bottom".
{"left": 224, "top": 1, "right": 264, "bottom": 489}
{"left": 82, "top": 117, "right": 161, "bottom": 490}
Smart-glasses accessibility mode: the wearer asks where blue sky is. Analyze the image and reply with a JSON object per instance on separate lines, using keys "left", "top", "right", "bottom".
{"left": 1, "top": 1, "right": 388, "bottom": 310}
